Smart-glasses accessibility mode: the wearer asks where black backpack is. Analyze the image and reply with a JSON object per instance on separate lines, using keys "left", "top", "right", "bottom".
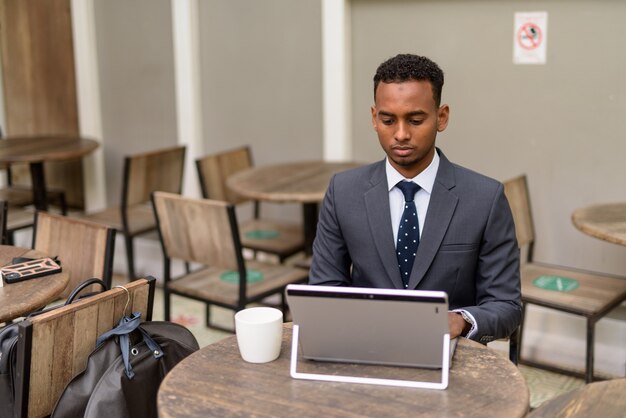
{"left": 51, "top": 313, "right": 199, "bottom": 418}
{"left": 0, "top": 324, "right": 19, "bottom": 418}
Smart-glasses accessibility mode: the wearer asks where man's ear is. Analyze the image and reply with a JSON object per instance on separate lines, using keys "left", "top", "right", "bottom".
{"left": 437, "top": 104, "right": 450, "bottom": 132}
{"left": 371, "top": 105, "right": 378, "bottom": 130}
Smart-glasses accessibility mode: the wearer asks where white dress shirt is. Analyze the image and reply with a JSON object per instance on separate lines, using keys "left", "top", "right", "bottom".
{"left": 385, "top": 152, "right": 439, "bottom": 245}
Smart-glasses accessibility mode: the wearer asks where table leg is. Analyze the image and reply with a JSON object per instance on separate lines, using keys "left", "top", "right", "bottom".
{"left": 302, "top": 203, "right": 319, "bottom": 256}
{"left": 29, "top": 161, "right": 48, "bottom": 211}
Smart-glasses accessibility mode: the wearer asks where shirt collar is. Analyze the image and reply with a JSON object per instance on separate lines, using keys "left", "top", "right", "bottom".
{"left": 385, "top": 150, "right": 440, "bottom": 194}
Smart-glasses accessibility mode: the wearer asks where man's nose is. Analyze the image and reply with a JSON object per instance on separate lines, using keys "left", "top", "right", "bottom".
{"left": 394, "top": 122, "right": 410, "bottom": 141}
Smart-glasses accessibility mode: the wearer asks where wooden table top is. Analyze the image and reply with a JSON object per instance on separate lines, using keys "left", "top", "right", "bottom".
{"left": 226, "top": 161, "right": 361, "bottom": 203}
{"left": 572, "top": 202, "right": 626, "bottom": 246}
{"left": 158, "top": 324, "right": 529, "bottom": 418}
{"left": 0, "top": 245, "right": 69, "bottom": 323}
{"left": 528, "top": 378, "right": 626, "bottom": 418}
{"left": 0, "top": 135, "right": 99, "bottom": 163}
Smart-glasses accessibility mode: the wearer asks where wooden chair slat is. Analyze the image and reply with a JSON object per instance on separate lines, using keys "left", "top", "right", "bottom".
{"left": 72, "top": 304, "right": 100, "bottom": 373}
{"left": 196, "top": 146, "right": 251, "bottom": 204}
{"left": 33, "top": 212, "right": 115, "bottom": 298}
{"left": 503, "top": 175, "right": 535, "bottom": 249}
{"left": 126, "top": 146, "right": 186, "bottom": 206}
{"left": 153, "top": 193, "right": 238, "bottom": 269}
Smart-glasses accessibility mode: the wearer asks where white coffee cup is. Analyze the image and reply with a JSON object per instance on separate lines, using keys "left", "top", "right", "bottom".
{"left": 235, "top": 307, "right": 283, "bottom": 363}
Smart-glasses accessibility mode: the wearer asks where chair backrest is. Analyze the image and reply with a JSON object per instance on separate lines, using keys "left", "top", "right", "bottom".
{"left": 152, "top": 191, "right": 245, "bottom": 272}
{"left": 503, "top": 175, "right": 535, "bottom": 261}
{"left": 195, "top": 146, "right": 253, "bottom": 205}
{"left": 32, "top": 212, "right": 116, "bottom": 297}
{"left": 13, "top": 277, "right": 155, "bottom": 418}
{"left": 122, "top": 145, "right": 186, "bottom": 207}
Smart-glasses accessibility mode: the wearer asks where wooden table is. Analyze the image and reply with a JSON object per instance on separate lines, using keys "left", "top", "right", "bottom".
{"left": 158, "top": 324, "right": 529, "bottom": 418}
{"left": 528, "top": 378, "right": 626, "bottom": 418}
{"left": 0, "top": 135, "right": 99, "bottom": 211}
{"left": 0, "top": 245, "right": 69, "bottom": 323}
{"left": 227, "top": 161, "right": 361, "bottom": 254}
{"left": 572, "top": 203, "right": 626, "bottom": 246}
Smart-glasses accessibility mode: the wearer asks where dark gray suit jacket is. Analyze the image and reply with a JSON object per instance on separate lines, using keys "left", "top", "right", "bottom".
{"left": 309, "top": 149, "right": 522, "bottom": 343}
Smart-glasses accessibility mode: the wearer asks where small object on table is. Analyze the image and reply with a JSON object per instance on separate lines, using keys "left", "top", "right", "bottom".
{"left": 1, "top": 257, "right": 62, "bottom": 284}
{"left": 234, "top": 307, "right": 283, "bottom": 363}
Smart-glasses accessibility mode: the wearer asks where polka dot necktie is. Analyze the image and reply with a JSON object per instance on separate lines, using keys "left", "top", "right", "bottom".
{"left": 396, "top": 181, "right": 421, "bottom": 288}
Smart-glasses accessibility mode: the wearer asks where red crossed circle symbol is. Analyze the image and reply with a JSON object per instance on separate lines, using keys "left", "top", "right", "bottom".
{"left": 517, "top": 23, "right": 542, "bottom": 50}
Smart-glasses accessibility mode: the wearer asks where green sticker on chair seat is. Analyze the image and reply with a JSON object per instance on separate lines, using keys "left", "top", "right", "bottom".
{"left": 533, "top": 276, "right": 579, "bottom": 292}
{"left": 245, "top": 229, "right": 280, "bottom": 240}
{"left": 220, "top": 270, "right": 264, "bottom": 284}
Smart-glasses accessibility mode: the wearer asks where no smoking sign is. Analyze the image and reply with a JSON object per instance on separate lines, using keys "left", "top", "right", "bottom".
{"left": 513, "top": 12, "right": 548, "bottom": 64}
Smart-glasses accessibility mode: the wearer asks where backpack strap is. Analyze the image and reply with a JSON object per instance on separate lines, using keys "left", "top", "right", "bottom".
{"left": 95, "top": 312, "right": 164, "bottom": 379}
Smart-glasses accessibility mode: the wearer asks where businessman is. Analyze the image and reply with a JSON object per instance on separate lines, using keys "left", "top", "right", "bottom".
{"left": 309, "top": 54, "right": 521, "bottom": 343}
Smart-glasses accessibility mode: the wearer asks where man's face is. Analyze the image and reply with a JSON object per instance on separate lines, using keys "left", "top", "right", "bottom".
{"left": 371, "top": 80, "right": 449, "bottom": 178}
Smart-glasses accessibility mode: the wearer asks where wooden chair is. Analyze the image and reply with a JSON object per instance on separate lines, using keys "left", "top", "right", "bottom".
{"left": 33, "top": 211, "right": 116, "bottom": 298}
{"left": 152, "top": 191, "right": 309, "bottom": 332}
{"left": 82, "top": 145, "right": 186, "bottom": 279}
{"left": 196, "top": 146, "right": 304, "bottom": 262}
{"left": 12, "top": 277, "right": 155, "bottom": 418}
{"left": 503, "top": 174, "right": 626, "bottom": 382}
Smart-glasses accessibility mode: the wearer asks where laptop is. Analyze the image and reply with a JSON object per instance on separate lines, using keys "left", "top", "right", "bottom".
{"left": 285, "top": 284, "right": 457, "bottom": 370}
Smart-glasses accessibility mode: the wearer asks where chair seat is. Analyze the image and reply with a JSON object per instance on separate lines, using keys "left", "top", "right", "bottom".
{"left": 521, "top": 262, "right": 626, "bottom": 317}
{"left": 6, "top": 206, "right": 35, "bottom": 231}
{"left": 0, "top": 185, "right": 65, "bottom": 206}
{"left": 83, "top": 204, "right": 156, "bottom": 235}
{"left": 168, "top": 260, "right": 308, "bottom": 309}
{"left": 239, "top": 219, "right": 304, "bottom": 258}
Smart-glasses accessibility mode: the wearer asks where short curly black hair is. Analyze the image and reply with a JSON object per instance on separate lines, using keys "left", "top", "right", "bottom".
{"left": 373, "top": 54, "right": 444, "bottom": 105}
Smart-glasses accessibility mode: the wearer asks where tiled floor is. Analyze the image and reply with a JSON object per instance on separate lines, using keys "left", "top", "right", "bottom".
{"left": 132, "top": 276, "right": 586, "bottom": 410}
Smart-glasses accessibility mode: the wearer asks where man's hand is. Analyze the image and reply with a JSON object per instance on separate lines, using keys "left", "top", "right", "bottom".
{"left": 448, "top": 312, "right": 470, "bottom": 338}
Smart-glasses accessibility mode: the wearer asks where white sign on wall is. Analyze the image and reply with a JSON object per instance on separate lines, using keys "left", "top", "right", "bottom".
{"left": 513, "top": 11, "right": 548, "bottom": 65}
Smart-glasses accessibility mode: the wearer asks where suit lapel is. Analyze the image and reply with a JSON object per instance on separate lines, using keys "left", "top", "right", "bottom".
{"left": 364, "top": 161, "right": 404, "bottom": 289}
{"left": 408, "top": 150, "right": 458, "bottom": 288}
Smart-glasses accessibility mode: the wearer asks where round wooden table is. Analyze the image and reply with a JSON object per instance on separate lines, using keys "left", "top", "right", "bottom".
{"left": 572, "top": 203, "right": 626, "bottom": 246}
{"left": 158, "top": 324, "right": 529, "bottom": 418}
{"left": 227, "top": 161, "right": 361, "bottom": 254}
{"left": 528, "top": 378, "right": 626, "bottom": 418}
{"left": 0, "top": 135, "right": 99, "bottom": 211}
{"left": 0, "top": 245, "right": 69, "bottom": 323}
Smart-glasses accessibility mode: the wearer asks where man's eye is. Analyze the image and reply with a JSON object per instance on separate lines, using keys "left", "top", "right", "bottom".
{"left": 410, "top": 120, "right": 423, "bottom": 125}
{"left": 381, "top": 119, "right": 394, "bottom": 125}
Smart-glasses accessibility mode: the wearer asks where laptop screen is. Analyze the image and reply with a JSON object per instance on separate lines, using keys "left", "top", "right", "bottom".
{"left": 286, "top": 284, "right": 452, "bottom": 369}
